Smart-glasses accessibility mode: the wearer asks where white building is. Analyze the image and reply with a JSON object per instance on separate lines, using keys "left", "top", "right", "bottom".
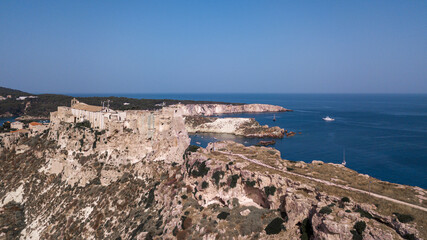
{"left": 11, "top": 121, "right": 24, "bottom": 129}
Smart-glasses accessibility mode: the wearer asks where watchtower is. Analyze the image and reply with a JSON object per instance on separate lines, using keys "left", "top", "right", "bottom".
{"left": 71, "top": 98, "right": 79, "bottom": 107}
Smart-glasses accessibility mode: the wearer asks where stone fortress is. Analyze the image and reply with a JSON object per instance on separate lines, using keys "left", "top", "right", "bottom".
{"left": 50, "top": 98, "right": 182, "bottom": 137}
{"left": 48, "top": 98, "right": 190, "bottom": 168}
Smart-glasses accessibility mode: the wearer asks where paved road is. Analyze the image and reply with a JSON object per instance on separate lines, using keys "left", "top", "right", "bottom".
{"left": 218, "top": 151, "right": 427, "bottom": 212}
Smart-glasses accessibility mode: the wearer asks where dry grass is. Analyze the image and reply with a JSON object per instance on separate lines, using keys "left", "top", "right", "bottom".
{"left": 291, "top": 162, "right": 426, "bottom": 209}
{"left": 204, "top": 143, "right": 427, "bottom": 238}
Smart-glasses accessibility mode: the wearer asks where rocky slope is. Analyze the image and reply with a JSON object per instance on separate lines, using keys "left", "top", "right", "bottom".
{"left": 179, "top": 104, "right": 290, "bottom": 116}
{"left": 185, "top": 116, "right": 285, "bottom": 138}
{"left": 0, "top": 123, "right": 425, "bottom": 239}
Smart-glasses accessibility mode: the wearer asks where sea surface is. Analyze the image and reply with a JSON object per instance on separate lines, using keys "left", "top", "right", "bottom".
{"left": 5, "top": 94, "right": 427, "bottom": 188}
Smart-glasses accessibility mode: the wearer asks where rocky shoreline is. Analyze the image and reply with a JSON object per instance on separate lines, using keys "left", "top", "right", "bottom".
{"left": 180, "top": 103, "right": 291, "bottom": 116}
{"left": 0, "top": 116, "right": 425, "bottom": 239}
{"left": 185, "top": 116, "right": 285, "bottom": 138}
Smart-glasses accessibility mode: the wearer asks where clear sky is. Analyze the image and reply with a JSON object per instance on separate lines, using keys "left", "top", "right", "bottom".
{"left": 0, "top": 1, "right": 426, "bottom": 94}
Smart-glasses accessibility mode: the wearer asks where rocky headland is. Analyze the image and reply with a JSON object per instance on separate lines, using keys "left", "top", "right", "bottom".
{"left": 0, "top": 101, "right": 425, "bottom": 240}
{"left": 1, "top": 123, "right": 425, "bottom": 239}
{"left": 185, "top": 116, "right": 285, "bottom": 138}
{"left": 179, "top": 103, "right": 290, "bottom": 116}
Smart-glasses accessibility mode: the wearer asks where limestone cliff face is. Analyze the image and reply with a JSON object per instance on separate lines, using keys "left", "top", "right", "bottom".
{"left": 45, "top": 106, "right": 190, "bottom": 187}
{"left": 0, "top": 107, "right": 191, "bottom": 239}
{"left": 179, "top": 103, "right": 290, "bottom": 116}
{"left": 185, "top": 116, "right": 285, "bottom": 138}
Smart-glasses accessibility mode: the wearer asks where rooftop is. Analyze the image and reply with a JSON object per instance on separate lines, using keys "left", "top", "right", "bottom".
{"left": 72, "top": 102, "right": 103, "bottom": 112}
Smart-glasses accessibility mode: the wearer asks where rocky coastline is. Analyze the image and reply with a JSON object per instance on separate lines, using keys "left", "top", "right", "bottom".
{"left": 179, "top": 103, "right": 291, "bottom": 116}
{"left": 0, "top": 116, "right": 425, "bottom": 239}
{"left": 0, "top": 102, "right": 425, "bottom": 240}
{"left": 185, "top": 116, "right": 285, "bottom": 138}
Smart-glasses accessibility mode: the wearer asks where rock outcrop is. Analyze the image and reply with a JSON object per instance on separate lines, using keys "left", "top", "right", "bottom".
{"left": 185, "top": 116, "right": 285, "bottom": 138}
{"left": 0, "top": 124, "right": 424, "bottom": 239}
{"left": 179, "top": 103, "right": 290, "bottom": 116}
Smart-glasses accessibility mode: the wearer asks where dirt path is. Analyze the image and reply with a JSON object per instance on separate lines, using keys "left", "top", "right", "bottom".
{"left": 218, "top": 151, "right": 427, "bottom": 212}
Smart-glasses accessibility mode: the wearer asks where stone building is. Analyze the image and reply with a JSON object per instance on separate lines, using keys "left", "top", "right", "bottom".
{"left": 11, "top": 121, "right": 24, "bottom": 130}
{"left": 29, "top": 122, "right": 48, "bottom": 132}
{"left": 50, "top": 98, "right": 183, "bottom": 135}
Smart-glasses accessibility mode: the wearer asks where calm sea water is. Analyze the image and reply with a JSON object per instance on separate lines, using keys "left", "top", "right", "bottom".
{"left": 6, "top": 94, "right": 427, "bottom": 188}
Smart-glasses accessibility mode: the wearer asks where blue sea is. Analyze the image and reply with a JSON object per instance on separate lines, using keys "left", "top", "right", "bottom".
{"left": 4, "top": 94, "right": 427, "bottom": 188}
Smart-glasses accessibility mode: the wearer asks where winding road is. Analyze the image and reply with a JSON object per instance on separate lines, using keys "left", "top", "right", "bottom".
{"left": 218, "top": 151, "right": 427, "bottom": 212}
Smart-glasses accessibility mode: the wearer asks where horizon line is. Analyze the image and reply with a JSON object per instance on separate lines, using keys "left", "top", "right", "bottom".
{"left": 35, "top": 92, "right": 427, "bottom": 95}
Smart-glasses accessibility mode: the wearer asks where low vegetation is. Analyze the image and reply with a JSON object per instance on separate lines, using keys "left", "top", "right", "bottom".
{"left": 212, "top": 171, "right": 225, "bottom": 186}
{"left": 319, "top": 206, "right": 332, "bottom": 215}
{"left": 393, "top": 212, "right": 414, "bottom": 223}
{"left": 299, "top": 218, "right": 313, "bottom": 240}
{"left": 264, "top": 186, "right": 276, "bottom": 197}
{"left": 264, "top": 217, "right": 285, "bottom": 235}
{"left": 217, "top": 212, "right": 230, "bottom": 220}
{"left": 351, "top": 221, "right": 366, "bottom": 240}
{"left": 229, "top": 174, "right": 239, "bottom": 188}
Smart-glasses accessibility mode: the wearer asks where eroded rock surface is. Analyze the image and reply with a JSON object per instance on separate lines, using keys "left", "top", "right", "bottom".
{"left": 185, "top": 116, "right": 285, "bottom": 138}
{"left": 0, "top": 124, "right": 424, "bottom": 239}
{"left": 180, "top": 103, "right": 290, "bottom": 116}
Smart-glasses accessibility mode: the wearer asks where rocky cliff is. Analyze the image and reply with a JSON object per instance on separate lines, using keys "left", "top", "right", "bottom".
{"left": 0, "top": 122, "right": 425, "bottom": 239}
{"left": 185, "top": 116, "right": 285, "bottom": 138}
{"left": 179, "top": 104, "right": 290, "bottom": 116}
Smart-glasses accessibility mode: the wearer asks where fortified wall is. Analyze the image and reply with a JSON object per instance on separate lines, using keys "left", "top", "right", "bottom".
{"left": 48, "top": 99, "right": 190, "bottom": 169}
{"left": 50, "top": 98, "right": 182, "bottom": 136}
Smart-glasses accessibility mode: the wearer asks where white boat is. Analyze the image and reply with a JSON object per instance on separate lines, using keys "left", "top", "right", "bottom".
{"left": 323, "top": 116, "right": 335, "bottom": 121}
{"left": 342, "top": 149, "right": 346, "bottom": 166}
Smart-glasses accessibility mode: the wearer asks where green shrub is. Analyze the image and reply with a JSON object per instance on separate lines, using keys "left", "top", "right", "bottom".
{"left": 75, "top": 120, "right": 91, "bottom": 129}
{"left": 79, "top": 138, "right": 84, "bottom": 149}
{"left": 212, "top": 171, "right": 225, "bottom": 185}
{"left": 191, "top": 161, "right": 210, "bottom": 177}
{"left": 186, "top": 145, "right": 200, "bottom": 153}
{"left": 264, "top": 186, "right": 277, "bottom": 197}
{"left": 355, "top": 207, "right": 372, "bottom": 219}
{"left": 229, "top": 174, "right": 239, "bottom": 188}
{"left": 265, "top": 217, "right": 285, "bottom": 235}
{"left": 351, "top": 230, "right": 363, "bottom": 240}
{"left": 319, "top": 206, "right": 332, "bottom": 215}
{"left": 351, "top": 221, "right": 366, "bottom": 240}
{"left": 299, "top": 218, "right": 313, "bottom": 240}
{"left": 245, "top": 180, "right": 256, "bottom": 187}
{"left": 145, "top": 187, "right": 156, "bottom": 208}
{"left": 345, "top": 210, "right": 351, "bottom": 213}
{"left": 341, "top": 197, "right": 350, "bottom": 203}
{"left": 201, "top": 181, "right": 209, "bottom": 189}
{"left": 354, "top": 221, "right": 366, "bottom": 235}
{"left": 403, "top": 233, "right": 416, "bottom": 240}
{"left": 393, "top": 213, "right": 414, "bottom": 223}
{"left": 217, "top": 212, "right": 230, "bottom": 220}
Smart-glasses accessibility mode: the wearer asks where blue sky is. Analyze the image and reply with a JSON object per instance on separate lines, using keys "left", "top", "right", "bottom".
{"left": 0, "top": 1, "right": 426, "bottom": 93}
